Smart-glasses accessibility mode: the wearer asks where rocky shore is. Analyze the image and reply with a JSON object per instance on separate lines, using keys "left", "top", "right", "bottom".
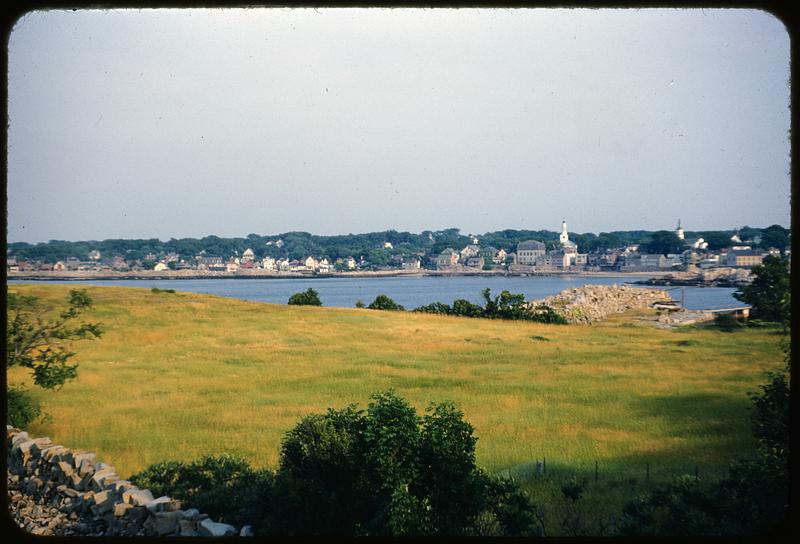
{"left": 527, "top": 284, "right": 671, "bottom": 324}
{"left": 635, "top": 267, "right": 751, "bottom": 288}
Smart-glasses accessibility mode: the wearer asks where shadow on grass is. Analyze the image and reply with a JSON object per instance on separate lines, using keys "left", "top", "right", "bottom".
{"left": 500, "top": 391, "right": 753, "bottom": 486}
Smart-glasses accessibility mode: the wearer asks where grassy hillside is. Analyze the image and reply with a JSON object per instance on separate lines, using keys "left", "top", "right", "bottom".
{"left": 6, "top": 284, "right": 784, "bottom": 480}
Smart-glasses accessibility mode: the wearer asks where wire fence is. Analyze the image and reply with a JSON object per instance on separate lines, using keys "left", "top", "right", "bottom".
{"left": 497, "top": 458, "right": 732, "bottom": 487}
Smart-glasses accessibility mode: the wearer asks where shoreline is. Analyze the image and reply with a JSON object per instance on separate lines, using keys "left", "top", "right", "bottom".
{"left": 6, "top": 269, "right": 674, "bottom": 282}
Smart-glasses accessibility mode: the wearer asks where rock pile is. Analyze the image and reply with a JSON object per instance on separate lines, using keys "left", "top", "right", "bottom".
{"left": 7, "top": 426, "right": 250, "bottom": 537}
{"left": 527, "top": 284, "right": 670, "bottom": 324}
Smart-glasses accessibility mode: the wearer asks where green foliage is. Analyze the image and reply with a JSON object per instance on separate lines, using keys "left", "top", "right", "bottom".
{"left": 413, "top": 301, "right": 452, "bottom": 314}
{"left": 287, "top": 288, "right": 322, "bottom": 306}
{"left": 758, "top": 224, "right": 790, "bottom": 254}
{"left": 414, "top": 289, "right": 566, "bottom": 323}
{"left": 6, "top": 289, "right": 103, "bottom": 391}
{"left": 451, "top": 299, "right": 484, "bottom": 317}
{"left": 268, "top": 390, "right": 538, "bottom": 536}
{"left": 528, "top": 305, "right": 569, "bottom": 324}
{"left": 355, "top": 300, "right": 366, "bottom": 308}
{"left": 641, "top": 230, "right": 684, "bottom": 256}
{"left": 367, "top": 294, "right": 405, "bottom": 311}
{"left": 129, "top": 454, "right": 273, "bottom": 530}
{"left": 151, "top": 287, "right": 176, "bottom": 294}
{"left": 734, "top": 255, "right": 790, "bottom": 323}
{"left": 6, "top": 386, "right": 42, "bottom": 428}
{"left": 619, "top": 475, "right": 720, "bottom": 536}
{"left": 749, "top": 370, "right": 790, "bottom": 455}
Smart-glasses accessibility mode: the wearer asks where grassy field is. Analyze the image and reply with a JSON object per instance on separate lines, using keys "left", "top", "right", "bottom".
{"left": 6, "top": 284, "right": 785, "bottom": 482}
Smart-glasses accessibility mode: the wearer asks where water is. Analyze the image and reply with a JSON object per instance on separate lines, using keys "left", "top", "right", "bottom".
{"left": 7, "top": 275, "right": 740, "bottom": 310}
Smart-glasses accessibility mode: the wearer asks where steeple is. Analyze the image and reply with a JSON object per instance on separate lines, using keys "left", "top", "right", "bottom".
{"left": 676, "top": 219, "right": 685, "bottom": 241}
{"left": 559, "top": 220, "right": 569, "bottom": 245}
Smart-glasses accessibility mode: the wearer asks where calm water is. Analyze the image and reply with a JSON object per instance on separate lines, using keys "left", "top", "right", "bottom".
{"left": 8, "top": 275, "right": 739, "bottom": 310}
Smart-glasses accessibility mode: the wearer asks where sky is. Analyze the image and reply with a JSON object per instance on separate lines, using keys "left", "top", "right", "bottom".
{"left": 6, "top": 8, "right": 791, "bottom": 243}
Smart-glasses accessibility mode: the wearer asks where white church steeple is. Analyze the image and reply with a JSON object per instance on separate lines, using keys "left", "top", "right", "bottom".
{"left": 676, "top": 219, "right": 685, "bottom": 241}
{"left": 559, "top": 220, "right": 569, "bottom": 246}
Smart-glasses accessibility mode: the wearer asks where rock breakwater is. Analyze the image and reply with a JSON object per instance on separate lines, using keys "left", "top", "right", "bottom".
{"left": 527, "top": 284, "right": 670, "bottom": 324}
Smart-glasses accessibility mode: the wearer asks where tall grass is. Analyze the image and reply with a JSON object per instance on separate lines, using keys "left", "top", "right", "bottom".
{"left": 6, "top": 284, "right": 784, "bottom": 480}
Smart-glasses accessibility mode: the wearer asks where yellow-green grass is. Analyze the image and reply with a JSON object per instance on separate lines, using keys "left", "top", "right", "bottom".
{"left": 6, "top": 284, "right": 784, "bottom": 480}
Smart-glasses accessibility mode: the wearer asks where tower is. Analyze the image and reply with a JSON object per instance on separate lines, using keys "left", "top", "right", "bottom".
{"left": 559, "top": 220, "right": 569, "bottom": 246}
{"left": 676, "top": 219, "right": 685, "bottom": 241}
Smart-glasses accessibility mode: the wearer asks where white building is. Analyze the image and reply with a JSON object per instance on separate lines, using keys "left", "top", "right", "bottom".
{"left": 261, "top": 257, "right": 276, "bottom": 271}
{"left": 676, "top": 219, "right": 685, "bottom": 241}
{"left": 242, "top": 248, "right": 255, "bottom": 262}
{"left": 153, "top": 262, "right": 169, "bottom": 271}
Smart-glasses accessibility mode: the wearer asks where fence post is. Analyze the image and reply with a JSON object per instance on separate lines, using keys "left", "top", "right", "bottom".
{"left": 543, "top": 457, "right": 546, "bottom": 474}
{"left": 595, "top": 460, "right": 598, "bottom": 482}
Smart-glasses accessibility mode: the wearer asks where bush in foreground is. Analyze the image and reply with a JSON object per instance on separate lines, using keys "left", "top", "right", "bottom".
{"left": 288, "top": 288, "right": 322, "bottom": 306}
{"left": 268, "top": 390, "right": 538, "bottom": 536}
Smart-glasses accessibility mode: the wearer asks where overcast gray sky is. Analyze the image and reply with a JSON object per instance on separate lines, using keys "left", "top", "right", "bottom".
{"left": 7, "top": 8, "right": 790, "bottom": 243}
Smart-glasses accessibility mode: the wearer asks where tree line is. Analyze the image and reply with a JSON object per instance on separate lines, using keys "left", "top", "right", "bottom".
{"left": 7, "top": 225, "right": 789, "bottom": 263}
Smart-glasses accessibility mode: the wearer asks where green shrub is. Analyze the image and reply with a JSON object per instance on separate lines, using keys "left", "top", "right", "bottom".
{"left": 528, "top": 305, "right": 569, "bottom": 324}
{"left": 6, "top": 386, "right": 41, "bottom": 428}
{"left": 452, "top": 299, "right": 484, "bottom": 317}
{"left": 130, "top": 454, "right": 273, "bottom": 530}
{"left": 267, "top": 390, "right": 538, "bottom": 536}
{"left": 288, "top": 288, "right": 322, "bottom": 306}
{"left": 413, "top": 302, "right": 452, "bottom": 314}
{"left": 151, "top": 287, "right": 176, "bottom": 294}
{"left": 367, "top": 294, "right": 405, "bottom": 311}
{"left": 355, "top": 300, "right": 366, "bottom": 308}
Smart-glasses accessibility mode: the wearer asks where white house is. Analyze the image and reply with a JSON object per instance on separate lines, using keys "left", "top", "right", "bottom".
{"left": 154, "top": 262, "right": 169, "bottom": 271}
{"left": 242, "top": 248, "right": 255, "bottom": 262}
{"left": 261, "top": 257, "right": 276, "bottom": 271}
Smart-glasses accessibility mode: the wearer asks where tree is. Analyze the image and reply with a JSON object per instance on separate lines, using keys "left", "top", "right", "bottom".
{"left": 758, "top": 225, "right": 790, "bottom": 254}
{"left": 267, "top": 390, "right": 538, "bottom": 536}
{"left": 698, "top": 231, "right": 733, "bottom": 251}
{"left": 7, "top": 289, "right": 103, "bottom": 427}
{"left": 367, "top": 294, "right": 405, "bottom": 311}
{"left": 7, "top": 289, "right": 103, "bottom": 390}
{"left": 733, "top": 256, "right": 790, "bottom": 322}
{"left": 641, "top": 231, "right": 684, "bottom": 256}
{"left": 287, "top": 288, "right": 322, "bottom": 306}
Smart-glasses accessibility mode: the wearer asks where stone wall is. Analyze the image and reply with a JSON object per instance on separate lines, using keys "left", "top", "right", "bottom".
{"left": 6, "top": 426, "right": 252, "bottom": 537}
{"left": 527, "top": 284, "right": 670, "bottom": 324}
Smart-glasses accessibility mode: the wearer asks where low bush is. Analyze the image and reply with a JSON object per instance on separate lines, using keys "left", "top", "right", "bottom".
{"left": 367, "top": 294, "right": 405, "bottom": 311}
{"left": 151, "top": 287, "right": 176, "bottom": 294}
{"left": 130, "top": 454, "right": 273, "bottom": 530}
{"left": 6, "top": 386, "right": 42, "bottom": 428}
{"left": 288, "top": 288, "right": 322, "bottom": 306}
{"left": 413, "top": 301, "right": 452, "bottom": 314}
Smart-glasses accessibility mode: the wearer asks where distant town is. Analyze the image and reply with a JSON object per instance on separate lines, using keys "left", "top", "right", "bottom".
{"left": 6, "top": 221, "right": 790, "bottom": 279}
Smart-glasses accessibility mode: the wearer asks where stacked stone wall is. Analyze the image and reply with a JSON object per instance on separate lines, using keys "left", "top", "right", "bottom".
{"left": 6, "top": 426, "right": 252, "bottom": 537}
{"left": 527, "top": 284, "right": 670, "bottom": 324}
